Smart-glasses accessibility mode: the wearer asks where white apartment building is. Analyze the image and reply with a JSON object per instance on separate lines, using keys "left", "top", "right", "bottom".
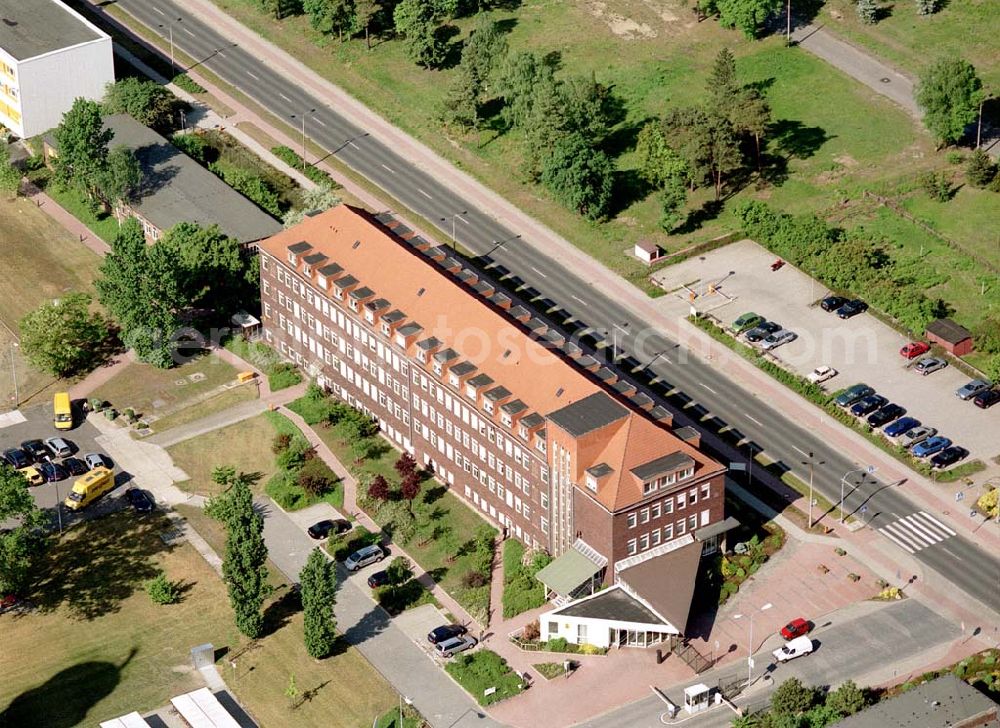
{"left": 0, "top": 0, "right": 114, "bottom": 139}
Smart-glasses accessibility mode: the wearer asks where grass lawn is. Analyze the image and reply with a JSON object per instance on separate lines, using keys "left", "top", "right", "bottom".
{"left": 169, "top": 412, "right": 282, "bottom": 497}
{"left": 93, "top": 353, "right": 241, "bottom": 421}
{"left": 0, "top": 196, "right": 104, "bottom": 408}
{"left": 0, "top": 512, "right": 238, "bottom": 726}
{"left": 501, "top": 539, "right": 550, "bottom": 619}
{"left": 223, "top": 336, "right": 303, "bottom": 391}
{"left": 41, "top": 180, "right": 123, "bottom": 244}
{"left": 150, "top": 383, "right": 259, "bottom": 433}
{"left": 205, "top": 0, "right": 933, "bottom": 288}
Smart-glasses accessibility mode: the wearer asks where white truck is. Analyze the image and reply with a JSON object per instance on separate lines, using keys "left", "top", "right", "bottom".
{"left": 772, "top": 635, "right": 814, "bottom": 663}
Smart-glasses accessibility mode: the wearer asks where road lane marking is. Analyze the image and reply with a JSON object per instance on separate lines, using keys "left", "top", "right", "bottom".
{"left": 878, "top": 511, "right": 956, "bottom": 553}
{"left": 791, "top": 445, "right": 809, "bottom": 457}
{"left": 530, "top": 266, "right": 548, "bottom": 279}
{"left": 279, "top": 92, "right": 292, "bottom": 102}
{"left": 879, "top": 525, "right": 915, "bottom": 553}
{"left": 698, "top": 382, "right": 716, "bottom": 394}
{"left": 745, "top": 414, "right": 764, "bottom": 427}
{"left": 882, "top": 522, "right": 924, "bottom": 551}
{"left": 417, "top": 188, "right": 433, "bottom": 200}
{"left": 246, "top": 70, "right": 259, "bottom": 80}
{"left": 916, "top": 511, "right": 955, "bottom": 535}
{"left": 381, "top": 163, "right": 395, "bottom": 174}
{"left": 182, "top": 27, "right": 196, "bottom": 37}
{"left": 570, "top": 295, "right": 589, "bottom": 307}
{"left": 348, "top": 140, "right": 359, "bottom": 149}
{"left": 153, "top": 6, "right": 165, "bottom": 15}
{"left": 456, "top": 214, "right": 470, "bottom": 225}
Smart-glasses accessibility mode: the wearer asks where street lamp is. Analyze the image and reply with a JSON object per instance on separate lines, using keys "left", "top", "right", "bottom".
{"left": 733, "top": 602, "right": 772, "bottom": 686}
{"left": 604, "top": 322, "right": 629, "bottom": 364}
{"left": 840, "top": 466, "right": 875, "bottom": 524}
{"left": 800, "top": 451, "right": 825, "bottom": 528}
{"left": 290, "top": 109, "right": 316, "bottom": 169}
{"left": 440, "top": 211, "right": 467, "bottom": 251}
{"left": 399, "top": 694, "right": 412, "bottom": 726}
{"left": 158, "top": 17, "right": 183, "bottom": 72}
{"left": 9, "top": 341, "right": 18, "bottom": 409}
{"left": 484, "top": 233, "right": 521, "bottom": 258}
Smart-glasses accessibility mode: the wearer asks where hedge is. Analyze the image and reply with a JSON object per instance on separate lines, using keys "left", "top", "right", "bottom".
{"left": 271, "top": 145, "right": 337, "bottom": 187}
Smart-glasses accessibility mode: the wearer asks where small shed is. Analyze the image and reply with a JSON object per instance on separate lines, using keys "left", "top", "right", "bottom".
{"left": 925, "top": 318, "right": 973, "bottom": 356}
{"left": 683, "top": 684, "right": 711, "bottom": 714}
{"left": 230, "top": 310, "right": 261, "bottom": 339}
{"left": 634, "top": 240, "right": 665, "bottom": 265}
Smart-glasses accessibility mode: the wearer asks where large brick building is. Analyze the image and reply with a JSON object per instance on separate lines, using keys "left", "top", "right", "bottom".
{"left": 258, "top": 205, "right": 732, "bottom": 643}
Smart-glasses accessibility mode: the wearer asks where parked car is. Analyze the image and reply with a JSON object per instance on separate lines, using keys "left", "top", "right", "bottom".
{"left": 806, "top": 366, "right": 838, "bottom": 384}
{"left": 733, "top": 312, "right": 764, "bottom": 334}
{"left": 930, "top": 446, "right": 969, "bottom": 469}
{"left": 820, "top": 295, "right": 848, "bottom": 312}
{"left": 867, "top": 403, "right": 906, "bottom": 428}
{"left": 126, "top": 488, "right": 155, "bottom": 513}
{"left": 973, "top": 389, "right": 1000, "bottom": 409}
{"left": 63, "top": 457, "right": 88, "bottom": 476}
{"left": 44, "top": 437, "right": 73, "bottom": 458}
{"left": 435, "top": 635, "right": 478, "bottom": 658}
{"left": 773, "top": 636, "right": 814, "bottom": 663}
{"left": 38, "top": 461, "right": 68, "bottom": 482}
{"left": 2, "top": 448, "right": 31, "bottom": 469}
{"left": 900, "top": 341, "right": 930, "bottom": 360}
{"left": 914, "top": 357, "right": 948, "bottom": 376}
{"left": 956, "top": 379, "right": 992, "bottom": 401}
{"left": 883, "top": 416, "right": 921, "bottom": 438}
{"left": 899, "top": 426, "right": 937, "bottom": 449}
{"left": 912, "top": 436, "right": 952, "bottom": 458}
{"left": 760, "top": 329, "right": 797, "bottom": 351}
{"left": 834, "top": 384, "right": 874, "bottom": 408}
{"left": 745, "top": 321, "right": 781, "bottom": 343}
{"left": 344, "top": 544, "right": 385, "bottom": 571}
{"left": 84, "top": 452, "right": 109, "bottom": 471}
{"left": 18, "top": 466, "right": 44, "bottom": 486}
{"left": 836, "top": 299, "right": 868, "bottom": 319}
{"left": 367, "top": 570, "right": 391, "bottom": 589}
{"left": 780, "top": 618, "right": 811, "bottom": 640}
{"left": 850, "top": 394, "right": 888, "bottom": 417}
{"left": 427, "top": 624, "right": 469, "bottom": 645}
{"left": 20, "top": 440, "right": 49, "bottom": 462}
{"left": 307, "top": 518, "right": 351, "bottom": 540}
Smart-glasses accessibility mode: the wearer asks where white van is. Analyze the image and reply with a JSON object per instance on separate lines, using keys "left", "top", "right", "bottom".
{"left": 772, "top": 635, "right": 814, "bottom": 663}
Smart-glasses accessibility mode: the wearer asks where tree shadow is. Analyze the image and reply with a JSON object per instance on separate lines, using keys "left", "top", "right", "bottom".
{"left": 876, "top": 4, "right": 894, "bottom": 21}
{"left": 31, "top": 512, "right": 174, "bottom": 621}
{"left": 673, "top": 199, "right": 724, "bottom": 235}
{"left": 602, "top": 117, "right": 646, "bottom": 159}
{"left": 436, "top": 25, "right": 464, "bottom": 71}
{"left": 261, "top": 584, "right": 300, "bottom": 637}
{"left": 770, "top": 119, "right": 831, "bottom": 160}
{"left": 608, "top": 169, "right": 654, "bottom": 219}
{"left": 541, "top": 50, "right": 562, "bottom": 72}
{"left": 494, "top": 17, "right": 519, "bottom": 35}
{"left": 0, "top": 649, "right": 136, "bottom": 727}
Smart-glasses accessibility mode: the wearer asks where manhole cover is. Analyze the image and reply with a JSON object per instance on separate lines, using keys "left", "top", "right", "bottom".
{"left": 188, "top": 372, "right": 207, "bottom": 383}
{"left": 174, "top": 379, "right": 188, "bottom": 387}
{"left": 880, "top": 77, "right": 891, "bottom": 83}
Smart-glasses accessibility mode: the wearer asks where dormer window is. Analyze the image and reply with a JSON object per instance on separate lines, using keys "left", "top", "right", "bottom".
{"left": 349, "top": 298, "right": 358, "bottom": 311}
{"left": 365, "top": 309, "right": 374, "bottom": 324}
{"left": 303, "top": 263, "right": 312, "bottom": 277}
{"left": 501, "top": 412, "right": 512, "bottom": 427}
{"left": 433, "top": 361, "right": 443, "bottom": 375}
{"left": 287, "top": 241, "right": 312, "bottom": 266}
{"left": 317, "top": 275, "right": 328, "bottom": 290}
{"left": 417, "top": 349, "right": 427, "bottom": 363}
{"left": 483, "top": 400, "right": 494, "bottom": 414}
{"left": 586, "top": 474, "right": 597, "bottom": 491}
{"left": 334, "top": 286, "right": 344, "bottom": 300}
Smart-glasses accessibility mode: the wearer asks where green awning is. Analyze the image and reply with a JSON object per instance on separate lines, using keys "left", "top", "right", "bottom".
{"left": 536, "top": 548, "right": 605, "bottom": 597}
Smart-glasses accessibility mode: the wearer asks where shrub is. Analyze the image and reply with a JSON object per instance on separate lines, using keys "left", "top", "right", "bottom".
{"left": 145, "top": 572, "right": 180, "bottom": 605}
{"left": 288, "top": 384, "right": 346, "bottom": 424}
{"left": 919, "top": 171, "right": 952, "bottom": 202}
{"left": 462, "top": 570, "right": 488, "bottom": 588}
{"left": 375, "top": 579, "right": 434, "bottom": 615}
{"left": 386, "top": 556, "right": 414, "bottom": 586}
{"left": 445, "top": 650, "right": 523, "bottom": 706}
{"left": 523, "top": 620, "right": 540, "bottom": 641}
{"left": 268, "top": 362, "right": 302, "bottom": 391}
{"left": 272, "top": 432, "right": 293, "bottom": 454}
{"left": 546, "top": 637, "right": 570, "bottom": 653}
{"left": 270, "top": 145, "right": 336, "bottom": 187}
{"left": 172, "top": 132, "right": 209, "bottom": 163}
{"left": 296, "top": 460, "right": 333, "bottom": 496}
{"left": 172, "top": 73, "right": 206, "bottom": 94}
{"left": 368, "top": 474, "right": 391, "bottom": 502}
{"left": 326, "top": 526, "right": 380, "bottom": 561}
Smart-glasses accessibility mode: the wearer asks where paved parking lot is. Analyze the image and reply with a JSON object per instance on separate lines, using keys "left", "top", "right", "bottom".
{"left": 0, "top": 404, "right": 133, "bottom": 528}
{"left": 653, "top": 240, "right": 998, "bottom": 464}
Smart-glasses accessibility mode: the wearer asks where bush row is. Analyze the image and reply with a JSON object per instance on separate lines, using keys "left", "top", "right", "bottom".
{"left": 271, "top": 145, "right": 337, "bottom": 187}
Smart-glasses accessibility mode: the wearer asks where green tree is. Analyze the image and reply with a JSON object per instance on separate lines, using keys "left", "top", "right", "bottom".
{"left": 300, "top": 548, "right": 338, "bottom": 658}
{"left": 703, "top": 114, "right": 743, "bottom": 199}
{"left": 966, "top": 148, "right": 996, "bottom": 187}
{"left": 495, "top": 51, "right": 551, "bottom": 130}
{"left": 386, "top": 555, "right": 413, "bottom": 585}
{"left": 103, "top": 78, "right": 177, "bottom": 131}
{"left": 159, "top": 222, "right": 250, "bottom": 313}
{"left": 771, "top": 677, "right": 816, "bottom": 716}
{"left": 283, "top": 185, "right": 342, "bottom": 228}
{"left": 440, "top": 62, "right": 481, "bottom": 130}
{"left": 562, "top": 74, "right": 619, "bottom": 147}
{"left": 707, "top": 47, "right": 740, "bottom": 114}
{"left": 218, "top": 469, "right": 270, "bottom": 638}
{"left": 462, "top": 15, "right": 508, "bottom": 95}
{"left": 732, "top": 87, "right": 771, "bottom": 172}
{"left": 660, "top": 174, "right": 688, "bottom": 232}
{"left": 18, "top": 292, "right": 111, "bottom": 377}
{"left": 856, "top": 0, "right": 878, "bottom": 24}
{"left": 915, "top": 0, "right": 936, "bottom": 15}
{"left": 53, "top": 97, "right": 113, "bottom": 197}
{"left": 96, "top": 146, "right": 142, "bottom": 206}
{"left": 825, "top": 680, "right": 868, "bottom": 717}
{"left": 393, "top": 0, "right": 448, "bottom": 68}
{"left": 330, "top": 0, "right": 359, "bottom": 41}
{"left": 540, "top": 132, "right": 615, "bottom": 220}
{"left": 916, "top": 57, "right": 984, "bottom": 146}
{"left": 0, "top": 142, "right": 21, "bottom": 199}
{"left": 356, "top": 0, "right": 378, "bottom": 48}
{"left": 715, "top": 0, "right": 783, "bottom": 38}
{"left": 0, "top": 465, "right": 46, "bottom": 595}
{"left": 635, "top": 122, "right": 689, "bottom": 189}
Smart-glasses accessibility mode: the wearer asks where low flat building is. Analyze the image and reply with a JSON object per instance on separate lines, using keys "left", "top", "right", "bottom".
{"left": 0, "top": 0, "right": 114, "bottom": 139}
{"left": 833, "top": 674, "right": 998, "bottom": 728}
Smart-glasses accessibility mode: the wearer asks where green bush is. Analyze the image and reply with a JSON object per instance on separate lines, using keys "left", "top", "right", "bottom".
{"left": 501, "top": 540, "right": 552, "bottom": 618}
{"left": 326, "top": 526, "right": 381, "bottom": 561}
{"left": 172, "top": 132, "right": 209, "bottom": 163}
{"left": 288, "top": 384, "right": 350, "bottom": 425}
{"left": 145, "top": 572, "right": 180, "bottom": 605}
{"left": 271, "top": 145, "right": 337, "bottom": 187}
{"left": 172, "top": 73, "right": 206, "bottom": 94}
{"left": 445, "top": 650, "right": 525, "bottom": 706}
{"left": 268, "top": 362, "right": 302, "bottom": 391}
{"left": 375, "top": 578, "right": 435, "bottom": 615}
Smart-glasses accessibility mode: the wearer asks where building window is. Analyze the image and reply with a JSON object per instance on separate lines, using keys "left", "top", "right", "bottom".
{"left": 548, "top": 621, "right": 558, "bottom": 635}
{"left": 689, "top": 514, "right": 698, "bottom": 531}
{"left": 664, "top": 498, "right": 674, "bottom": 514}
{"left": 651, "top": 502, "right": 661, "bottom": 519}
{"left": 483, "top": 399, "right": 494, "bottom": 414}
{"left": 540, "top": 493, "right": 548, "bottom": 510}
{"left": 701, "top": 483, "right": 711, "bottom": 500}
{"left": 501, "top": 412, "right": 512, "bottom": 427}
{"left": 643, "top": 481, "right": 656, "bottom": 495}
{"left": 677, "top": 493, "right": 686, "bottom": 510}
{"left": 677, "top": 519, "right": 686, "bottom": 535}
{"left": 541, "top": 517, "right": 549, "bottom": 534}
{"left": 627, "top": 513, "right": 637, "bottom": 529}
{"left": 651, "top": 529, "right": 661, "bottom": 546}
{"left": 640, "top": 534, "right": 649, "bottom": 551}
{"left": 585, "top": 474, "right": 597, "bottom": 492}
{"left": 663, "top": 523, "right": 673, "bottom": 540}
{"left": 689, "top": 488, "right": 698, "bottom": 505}
{"left": 640, "top": 508, "right": 649, "bottom": 524}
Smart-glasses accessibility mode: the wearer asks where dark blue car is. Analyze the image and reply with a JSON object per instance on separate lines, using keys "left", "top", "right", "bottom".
{"left": 851, "top": 394, "right": 887, "bottom": 417}
{"left": 883, "top": 416, "right": 920, "bottom": 437}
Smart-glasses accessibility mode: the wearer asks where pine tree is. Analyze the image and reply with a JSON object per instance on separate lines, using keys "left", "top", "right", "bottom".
{"left": 856, "top": 0, "right": 878, "bottom": 25}
{"left": 219, "top": 470, "right": 270, "bottom": 638}
{"left": 300, "top": 549, "right": 337, "bottom": 658}
{"left": 915, "top": 0, "right": 936, "bottom": 15}
{"left": 707, "top": 47, "right": 739, "bottom": 114}
{"left": 966, "top": 149, "right": 997, "bottom": 188}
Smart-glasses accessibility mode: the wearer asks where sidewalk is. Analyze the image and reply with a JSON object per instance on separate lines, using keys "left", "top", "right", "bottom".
{"left": 22, "top": 182, "right": 111, "bottom": 257}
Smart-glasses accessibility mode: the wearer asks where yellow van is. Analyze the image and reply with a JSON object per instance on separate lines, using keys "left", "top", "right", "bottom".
{"left": 64, "top": 467, "right": 115, "bottom": 511}
{"left": 53, "top": 392, "right": 73, "bottom": 430}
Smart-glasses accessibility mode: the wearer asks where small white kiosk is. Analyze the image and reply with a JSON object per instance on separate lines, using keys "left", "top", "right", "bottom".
{"left": 684, "top": 683, "right": 712, "bottom": 714}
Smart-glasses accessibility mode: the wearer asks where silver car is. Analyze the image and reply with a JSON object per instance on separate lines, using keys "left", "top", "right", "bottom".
{"left": 899, "top": 426, "right": 937, "bottom": 449}
{"left": 760, "top": 329, "right": 797, "bottom": 351}
{"left": 44, "top": 437, "right": 73, "bottom": 458}
{"left": 344, "top": 544, "right": 384, "bottom": 571}
{"left": 914, "top": 357, "right": 948, "bottom": 376}
{"left": 956, "top": 379, "right": 991, "bottom": 400}
{"left": 435, "top": 634, "right": 478, "bottom": 658}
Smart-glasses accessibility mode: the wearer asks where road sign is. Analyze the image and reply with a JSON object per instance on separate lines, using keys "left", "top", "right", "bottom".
{"left": 730, "top": 462, "right": 747, "bottom": 472}
{"left": 860, "top": 505, "right": 868, "bottom": 514}
{"left": 867, "top": 465, "right": 877, "bottom": 474}
{"left": 956, "top": 491, "right": 964, "bottom": 502}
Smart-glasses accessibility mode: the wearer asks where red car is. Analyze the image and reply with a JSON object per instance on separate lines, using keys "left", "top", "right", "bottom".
{"left": 900, "top": 342, "right": 930, "bottom": 360}
{"left": 780, "top": 618, "right": 811, "bottom": 640}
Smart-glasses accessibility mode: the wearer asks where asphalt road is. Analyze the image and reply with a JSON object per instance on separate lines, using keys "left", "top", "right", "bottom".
{"left": 105, "top": 0, "right": 1000, "bottom": 612}
{"left": 581, "top": 598, "right": 960, "bottom": 728}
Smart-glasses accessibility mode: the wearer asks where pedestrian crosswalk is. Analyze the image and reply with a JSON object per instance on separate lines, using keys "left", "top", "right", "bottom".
{"left": 878, "top": 511, "right": 956, "bottom": 554}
